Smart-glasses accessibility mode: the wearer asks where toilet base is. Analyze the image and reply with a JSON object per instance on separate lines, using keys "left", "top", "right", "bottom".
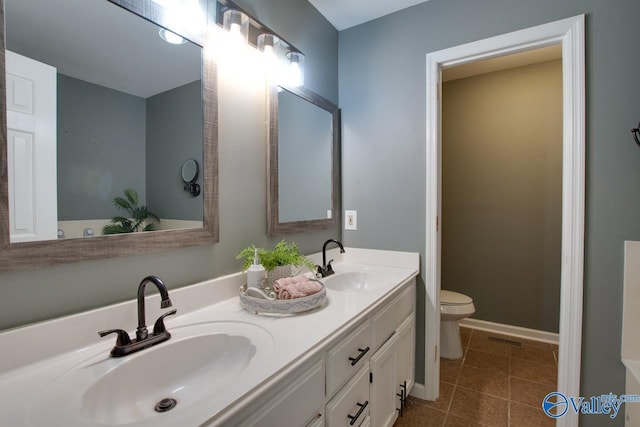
{"left": 440, "top": 319, "right": 463, "bottom": 359}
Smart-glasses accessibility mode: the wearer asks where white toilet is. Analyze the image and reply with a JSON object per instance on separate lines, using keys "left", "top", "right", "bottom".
{"left": 440, "top": 290, "right": 475, "bottom": 359}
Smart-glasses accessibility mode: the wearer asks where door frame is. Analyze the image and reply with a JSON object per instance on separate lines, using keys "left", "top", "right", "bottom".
{"left": 421, "top": 15, "right": 585, "bottom": 427}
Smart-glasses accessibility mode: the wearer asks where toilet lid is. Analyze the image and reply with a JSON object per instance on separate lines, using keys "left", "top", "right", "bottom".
{"left": 441, "top": 290, "right": 473, "bottom": 305}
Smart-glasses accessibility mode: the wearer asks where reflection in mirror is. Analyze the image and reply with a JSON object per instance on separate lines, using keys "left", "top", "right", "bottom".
{"left": 267, "top": 84, "right": 339, "bottom": 235}
{"left": 181, "top": 159, "right": 201, "bottom": 197}
{"left": 182, "top": 159, "right": 200, "bottom": 183}
{"left": 0, "top": 0, "right": 219, "bottom": 271}
{"left": 278, "top": 89, "right": 332, "bottom": 222}
{"left": 5, "top": 0, "right": 204, "bottom": 242}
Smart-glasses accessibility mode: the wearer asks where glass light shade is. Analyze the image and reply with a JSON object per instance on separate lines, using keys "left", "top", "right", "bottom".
{"left": 285, "top": 51, "right": 305, "bottom": 87}
{"left": 258, "top": 33, "right": 282, "bottom": 76}
{"left": 158, "top": 28, "right": 186, "bottom": 45}
{"left": 257, "top": 34, "right": 281, "bottom": 57}
{"left": 222, "top": 9, "right": 249, "bottom": 43}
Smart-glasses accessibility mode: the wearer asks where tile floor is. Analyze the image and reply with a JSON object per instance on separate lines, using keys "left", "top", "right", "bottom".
{"left": 394, "top": 327, "right": 558, "bottom": 427}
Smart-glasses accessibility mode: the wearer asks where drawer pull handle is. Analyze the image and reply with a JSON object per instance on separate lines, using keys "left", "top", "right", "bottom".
{"left": 348, "top": 400, "right": 369, "bottom": 425}
{"left": 348, "top": 347, "right": 370, "bottom": 366}
{"left": 396, "top": 380, "right": 407, "bottom": 417}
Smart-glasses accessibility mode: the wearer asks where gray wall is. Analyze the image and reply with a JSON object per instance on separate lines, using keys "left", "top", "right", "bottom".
{"left": 0, "top": 0, "right": 338, "bottom": 333}
{"left": 339, "top": 0, "right": 640, "bottom": 424}
{"left": 57, "top": 73, "right": 146, "bottom": 220}
{"left": 146, "top": 80, "right": 203, "bottom": 221}
{"left": 442, "top": 60, "right": 562, "bottom": 333}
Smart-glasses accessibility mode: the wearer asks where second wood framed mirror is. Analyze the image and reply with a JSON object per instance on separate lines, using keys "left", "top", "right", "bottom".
{"left": 266, "top": 83, "right": 339, "bottom": 236}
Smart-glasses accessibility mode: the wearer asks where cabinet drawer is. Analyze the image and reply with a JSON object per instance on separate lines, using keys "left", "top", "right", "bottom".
{"left": 327, "top": 320, "right": 372, "bottom": 396}
{"left": 241, "top": 358, "right": 325, "bottom": 427}
{"left": 326, "top": 364, "right": 370, "bottom": 427}
{"left": 371, "top": 283, "right": 415, "bottom": 350}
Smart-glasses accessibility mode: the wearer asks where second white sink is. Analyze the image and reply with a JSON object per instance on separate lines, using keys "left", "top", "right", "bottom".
{"left": 323, "top": 268, "right": 395, "bottom": 292}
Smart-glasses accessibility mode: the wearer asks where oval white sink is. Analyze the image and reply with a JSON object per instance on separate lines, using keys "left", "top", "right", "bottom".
{"left": 323, "top": 270, "right": 390, "bottom": 292}
{"left": 26, "top": 321, "right": 273, "bottom": 426}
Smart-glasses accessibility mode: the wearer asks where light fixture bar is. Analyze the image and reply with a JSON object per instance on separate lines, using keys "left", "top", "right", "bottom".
{"left": 216, "top": 0, "right": 303, "bottom": 55}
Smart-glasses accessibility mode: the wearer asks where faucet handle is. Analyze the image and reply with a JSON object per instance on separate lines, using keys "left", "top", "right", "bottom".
{"left": 326, "top": 259, "right": 335, "bottom": 272}
{"left": 153, "top": 309, "right": 177, "bottom": 335}
{"left": 98, "top": 329, "right": 132, "bottom": 347}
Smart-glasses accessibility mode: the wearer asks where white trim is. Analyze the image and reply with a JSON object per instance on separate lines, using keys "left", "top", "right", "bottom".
{"left": 408, "top": 382, "right": 427, "bottom": 400}
{"left": 425, "top": 15, "right": 585, "bottom": 427}
{"left": 459, "top": 318, "right": 560, "bottom": 346}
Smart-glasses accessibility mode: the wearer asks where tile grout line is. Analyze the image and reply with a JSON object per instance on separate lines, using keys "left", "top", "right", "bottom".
{"left": 441, "top": 327, "right": 469, "bottom": 426}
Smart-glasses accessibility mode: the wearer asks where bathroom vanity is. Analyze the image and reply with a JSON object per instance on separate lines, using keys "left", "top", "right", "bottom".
{"left": 0, "top": 248, "right": 418, "bottom": 427}
{"left": 622, "top": 241, "right": 640, "bottom": 426}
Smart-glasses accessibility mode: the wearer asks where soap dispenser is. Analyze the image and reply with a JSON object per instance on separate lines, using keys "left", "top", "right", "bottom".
{"left": 246, "top": 248, "right": 267, "bottom": 289}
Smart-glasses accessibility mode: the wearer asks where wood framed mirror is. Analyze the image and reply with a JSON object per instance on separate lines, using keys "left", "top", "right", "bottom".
{"left": 0, "top": 0, "right": 219, "bottom": 271}
{"left": 266, "top": 83, "right": 339, "bottom": 236}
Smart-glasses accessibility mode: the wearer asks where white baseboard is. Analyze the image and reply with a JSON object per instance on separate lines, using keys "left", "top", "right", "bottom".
{"left": 459, "top": 318, "right": 559, "bottom": 345}
{"left": 409, "top": 382, "right": 428, "bottom": 400}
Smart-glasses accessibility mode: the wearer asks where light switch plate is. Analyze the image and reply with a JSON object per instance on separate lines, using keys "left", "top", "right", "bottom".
{"left": 345, "top": 210, "right": 357, "bottom": 230}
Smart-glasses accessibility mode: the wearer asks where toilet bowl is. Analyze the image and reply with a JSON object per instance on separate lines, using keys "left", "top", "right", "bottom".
{"left": 440, "top": 290, "right": 475, "bottom": 359}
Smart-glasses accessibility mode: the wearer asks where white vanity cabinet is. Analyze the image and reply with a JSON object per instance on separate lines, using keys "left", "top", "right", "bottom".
{"left": 220, "top": 357, "right": 325, "bottom": 427}
{"left": 395, "top": 314, "right": 416, "bottom": 412}
{"left": 328, "top": 281, "right": 416, "bottom": 427}
{"left": 368, "top": 286, "right": 416, "bottom": 427}
{"left": 326, "top": 364, "right": 371, "bottom": 427}
{"left": 0, "top": 250, "right": 421, "bottom": 427}
{"left": 327, "top": 320, "right": 372, "bottom": 396}
{"left": 209, "top": 278, "right": 416, "bottom": 427}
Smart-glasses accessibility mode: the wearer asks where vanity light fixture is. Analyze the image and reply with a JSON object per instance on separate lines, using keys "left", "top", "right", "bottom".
{"left": 158, "top": 28, "right": 187, "bottom": 45}
{"left": 286, "top": 51, "right": 305, "bottom": 87}
{"left": 152, "top": 0, "right": 206, "bottom": 45}
{"left": 217, "top": 0, "right": 306, "bottom": 87}
{"left": 222, "top": 9, "right": 249, "bottom": 44}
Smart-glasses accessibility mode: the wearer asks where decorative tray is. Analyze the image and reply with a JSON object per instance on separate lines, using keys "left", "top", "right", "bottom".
{"left": 238, "top": 282, "right": 327, "bottom": 315}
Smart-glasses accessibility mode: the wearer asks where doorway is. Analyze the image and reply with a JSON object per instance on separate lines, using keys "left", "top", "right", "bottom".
{"left": 420, "top": 15, "right": 585, "bottom": 427}
{"left": 442, "top": 50, "right": 563, "bottom": 335}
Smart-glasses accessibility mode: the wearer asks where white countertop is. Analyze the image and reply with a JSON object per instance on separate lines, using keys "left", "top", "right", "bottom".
{"left": 0, "top": 248, "right": 419, "bottom": 426}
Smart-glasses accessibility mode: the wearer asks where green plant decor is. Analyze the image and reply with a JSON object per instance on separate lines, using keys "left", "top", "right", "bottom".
{"left": 236, "top": 240, "right": 316, "bottom": 272}
{"left": 102, "top": 189, "right": 161, "bottom": 235}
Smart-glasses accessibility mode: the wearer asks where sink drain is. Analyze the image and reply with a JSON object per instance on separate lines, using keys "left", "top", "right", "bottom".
{"left": 154, "top": 398, "right": 178, "bottom": 413}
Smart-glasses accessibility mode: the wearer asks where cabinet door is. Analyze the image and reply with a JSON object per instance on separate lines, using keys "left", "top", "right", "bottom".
{"left": 396, "top": 314, "right": 415, "bottom": 408}
{"left": 369, "top": 333, "right": 399, "bottom": 427}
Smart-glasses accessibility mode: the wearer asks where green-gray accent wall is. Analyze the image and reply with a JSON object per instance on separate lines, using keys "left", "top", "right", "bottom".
{"left": 442, "top": 60, "right": 562, "bottom": 334}
{"left": 338, "top": 1, "right": 640, "bottom": 425}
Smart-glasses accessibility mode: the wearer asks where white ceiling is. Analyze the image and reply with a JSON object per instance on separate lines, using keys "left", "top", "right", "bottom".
{"left": 308, "top": 0, "right": 431, "bottom": 31}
